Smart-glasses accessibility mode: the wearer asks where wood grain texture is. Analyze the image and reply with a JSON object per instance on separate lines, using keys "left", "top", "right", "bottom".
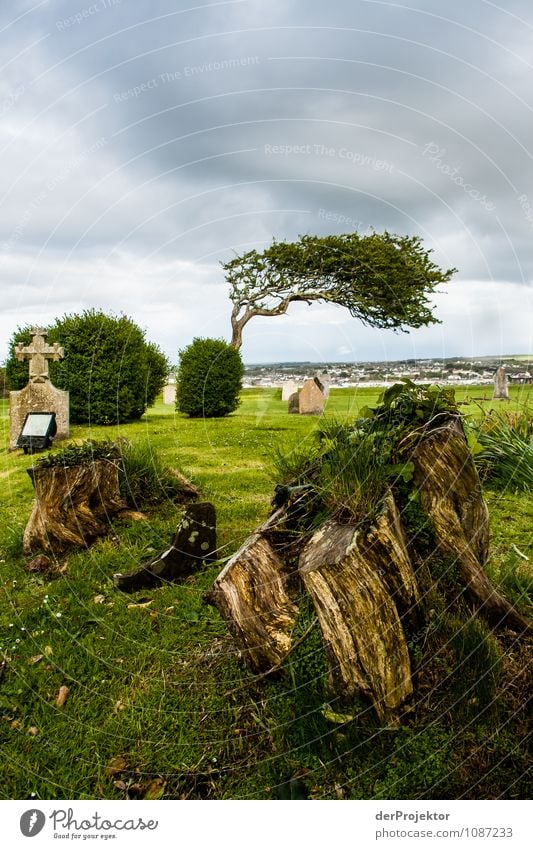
{"left": 299, "top": 496, "right": 419, "bottom": 724}
{"left": 412, "top": 418, "right": 531, "bottom": 633}
{"left": 205, "top": 521, "right": 298, "bottom": 673}
{"left": 23, "top": 459, "right": 125, "bottom": 554}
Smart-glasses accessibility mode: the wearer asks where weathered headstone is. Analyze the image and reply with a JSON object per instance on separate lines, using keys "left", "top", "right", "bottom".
{"left": 9, "top": 328, "right": 69, "bottom": 450}
{"left": 299, "top": 377, "right": 325, "bottom": 415}
{"left": 288, "top": 391, "right": 300, "bottom": 414}
{"left": 493, "top": 366, "right": 509, "bottom": 400}
{"left": 315, "top": 372, "right": 331, "bottom": 398}
{"left": 163, "top": 379, "right": 176, "bottom": 405}
{"left": 281, "top": 380, "right": 301, "bottom": 401}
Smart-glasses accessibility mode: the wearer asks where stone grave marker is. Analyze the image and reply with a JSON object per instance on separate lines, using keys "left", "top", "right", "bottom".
{"left": 288, "top": 391, "right": 300, "bottom": 414}
{"left": 493, "top": 366, "right": 509, "bottom": 400}
{"left": 315, "top": 372, "right": 331, "bottom": 398}
{"left": 315, "top": 371, "right": 331, "bottom": 400}
{"left": 163, "top": 378, "right": 176, "bottom": 405}
{"left": 281, "top": 380, "right": 301, "bottom": 401}
{"left": 9, "top": 328, "right": 69, "bottom": 450}
{"left": 299, "top": 377, "right": 325, "bottom": 415}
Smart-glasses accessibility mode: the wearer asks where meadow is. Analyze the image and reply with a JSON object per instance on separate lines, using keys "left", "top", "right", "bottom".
{"left": 0, "top": 385, "right": 531, "bottom": 800}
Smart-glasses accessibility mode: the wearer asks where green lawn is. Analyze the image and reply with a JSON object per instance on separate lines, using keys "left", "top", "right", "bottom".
{"left": 0, "top": 385, "right": 531, "bottom": 800}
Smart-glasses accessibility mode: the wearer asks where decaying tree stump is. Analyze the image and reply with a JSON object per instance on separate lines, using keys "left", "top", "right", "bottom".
{"left": 204, "top": 509, "right": 298, "bottom": 673}
{"left": 23, "top": 459, "right": 125, "bottom": 554}
{"left": 364, "top": 491, "right": 420, "bottom": 617}
{"left": 203, "top": 409, "right": 532, "bottom": 724}
{"left": 412, "top": 418, "right": 531, "bottom": 633}
{"left": 114, "top": 502, "right": 217, "bottom": 592}
{"left": 299, "top": 494, "right": 419, "bottom": 724}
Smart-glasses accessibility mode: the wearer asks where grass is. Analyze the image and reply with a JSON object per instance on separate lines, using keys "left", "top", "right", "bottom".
{"left": 0, "top": 384, "right": 531, "bottom": 799}
{"left": 472, "top": 409, "right": 533, "bottom": 492}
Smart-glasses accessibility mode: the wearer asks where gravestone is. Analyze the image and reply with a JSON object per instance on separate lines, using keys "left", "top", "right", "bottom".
{"left": 163, "top": 379, "right": 176, "bottom": 405}
{"left": 281, "top": 380, "right": 301, "bottom": 401}
{"left": 315, "top": 372, "right": 331, "bottom": 398}
{"left": 288, "top": 391, "right": 300, "bottom": 414}
{"left": 493, "top": 366, "right": 509, "bottom": 400}
{"left": 9, "top": 328, "right": 69, "bottom": 450}
{"left": 299, "top": 377, "right": 325, "bottom": 415}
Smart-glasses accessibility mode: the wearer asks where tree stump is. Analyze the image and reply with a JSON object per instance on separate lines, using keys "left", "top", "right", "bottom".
{"left": 204, "top": 411, "right": 531, "bottom": 724}
{"left": 299, "top": 494, "right": 419, "bottom": 724}
{"left": 411, "top": 418, "right": 531, "bottom": 633}
{"left": 204, "top": 509, "right": 298, "bottom": 673}
{"left": 23, "top": 459, "right": 125, "bottom": 554}
{"left": 364, "top": 491, "right": 420, "bottom": 618}
{"left": 114, "top": 503, "right": 217, "bottom": 592}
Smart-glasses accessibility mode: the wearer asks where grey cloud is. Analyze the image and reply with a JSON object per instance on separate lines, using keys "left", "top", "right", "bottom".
{"left": 1, "top": 0, "right": 531, "bottom": 361}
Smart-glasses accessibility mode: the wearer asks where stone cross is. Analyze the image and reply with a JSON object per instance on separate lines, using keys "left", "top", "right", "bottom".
{"left": 14, "top": 328, "right": 64, "bottom": 384}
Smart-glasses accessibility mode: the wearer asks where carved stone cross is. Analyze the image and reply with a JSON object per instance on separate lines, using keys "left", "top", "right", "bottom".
{"left": 14, "top": 327, "right": 64, "bottom": 384}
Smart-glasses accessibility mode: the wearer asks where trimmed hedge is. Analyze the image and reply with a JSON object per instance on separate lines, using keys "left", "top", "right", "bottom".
{"left": 176, "top": 337, "right": 243, "bottom": 418}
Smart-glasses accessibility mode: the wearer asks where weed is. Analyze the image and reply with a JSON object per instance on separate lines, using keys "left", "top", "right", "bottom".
{"left": 471, "top": 408, "right": 533, "bottom": 492}
{"left": 118, "top": 439, "right": 192, "bottom": 507}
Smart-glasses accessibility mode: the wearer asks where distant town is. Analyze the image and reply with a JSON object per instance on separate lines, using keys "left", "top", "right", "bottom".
{"left": 242, "top": 355, "right": 532, "bottom": 388}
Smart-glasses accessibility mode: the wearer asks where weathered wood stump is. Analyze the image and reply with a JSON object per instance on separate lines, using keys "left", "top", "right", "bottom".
{"left": 364, "top": 491, "right": 420, "bottom": 617}
{"left": 23, "top": 459, "right": 125, "bottom": 554}
{"left": 299, "top": 494, "right": 419, "bottom": 724}
{"left": 412, "top": 418, "right": 531, "bottom": 633}
{"left": 204, "top": 410, "right": 532, "bottom": 724}
{"left": 204, "top": 509, "right": 298, "bottom": 673}
{"left": 114, "top": 502, "right": 217, "bottom": 592}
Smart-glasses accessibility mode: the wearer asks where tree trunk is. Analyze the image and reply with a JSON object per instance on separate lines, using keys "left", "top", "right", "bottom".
{"left": 23, "top": 459, "right": 126, "bottom": 555}
{"left": 299, "top": 493, "right": 419, "bottom": 724}
{"left": 411, "top": 418, "right": 532, "bottom": 633}
{"left": 204, "top": 509, "right": 298, "bottom": 673}
{"left": 230, "top": 305, "right": 248, "bottom": 349}
{"left": 230, "top": 320, "right": 243, "bottom": 349}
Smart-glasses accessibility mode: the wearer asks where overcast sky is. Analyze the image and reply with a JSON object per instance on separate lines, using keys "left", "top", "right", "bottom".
{"left": 1, "top": 0, "right": 532, "bottom": 363}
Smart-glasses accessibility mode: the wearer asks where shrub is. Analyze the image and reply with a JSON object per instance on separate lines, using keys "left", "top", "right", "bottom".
{"left": 4, "top": 325, "right": 31, "bottom": 390}
{"left": 144, "top": 341, "right": 170, "bottom": 407}
{"left": 471, "top": 409, "right": 533, "bottom": 492}
{"left": 176, "top": 337, "right": 243, "bottom": 418}
{"left": 5, "top": 312, "right": 169, "bottom": 425}
{"left": 0, "top": 366, "right": 9, "bottom": 398}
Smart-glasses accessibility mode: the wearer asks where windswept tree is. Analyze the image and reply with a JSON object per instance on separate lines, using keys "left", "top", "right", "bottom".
{"left": 223, "top": 232, "right": 456, "bottom": 348}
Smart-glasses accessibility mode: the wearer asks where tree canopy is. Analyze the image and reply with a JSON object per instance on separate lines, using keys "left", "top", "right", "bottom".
{"left": 6, "top": 310, "right": 169, "bottom": 425}
{"left": 222, "top": 232, "right": 456, "bottom": 348}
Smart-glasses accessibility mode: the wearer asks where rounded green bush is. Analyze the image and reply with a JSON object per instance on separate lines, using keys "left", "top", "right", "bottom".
{"left": 5, "top": 311, "right": 169, "bottom": 425}
{"left": 176, "top": 337, "right": 244, "bottom": 418}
